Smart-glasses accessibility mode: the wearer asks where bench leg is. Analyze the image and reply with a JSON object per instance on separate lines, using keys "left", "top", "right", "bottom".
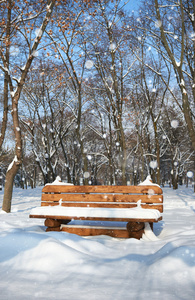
{"left": 44, "top": 218, "right": 70, "bottom": 232}
{"left": 126, "top": 222, "right": 145, "bottom": 239}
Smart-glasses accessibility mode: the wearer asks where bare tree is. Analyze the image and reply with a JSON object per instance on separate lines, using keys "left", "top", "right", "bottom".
{"left": 139, "top": 0, "right": 195, "bottom": 152}
{"left": 0, "top": 0, "right": 56, "bottom": 212}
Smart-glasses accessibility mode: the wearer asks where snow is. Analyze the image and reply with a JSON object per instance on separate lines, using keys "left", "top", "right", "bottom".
{"left": 138, "top": 175, "right": 160, "bottom": 187}
{"left": 155, "top": 20, "right": 162, "bottom": 28}
{"left": 30, "top": 205, "right": 161, "bottom": 220}
{"left": 176, "top": 61, "right": 181, "bottom": 67}
{"left": 45, "top": 176, "right": 73, "bottom": 186}
{"left": 85, "top": 60, "right": 94, "bottom": 69}
{"left": 10, "top": 89, "right": 17, "bottom": 97}
{"left": 171, "top": 119, "right": 179, "bottom": 129}
{"left": 35, "top": 28, "right": 43, "bottom": 37}
{"left": 7, "top": 155, "right": 18, "bottom": 172}
{"left": 109, "top": 43, "right": 116, "bottom": 51}
{"left": 149, "top": 160, "right": 158, "bottom": 169}
{"left": 31, "top": 50, "right": 39, "bottom": 57}
{"left": 0, "top": 185, "right": 195, "bottom": 299}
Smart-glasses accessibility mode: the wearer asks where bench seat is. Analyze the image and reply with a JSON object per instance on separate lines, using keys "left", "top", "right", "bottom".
{"left": 30, "top": 205, "right": 162, "bottom": 222}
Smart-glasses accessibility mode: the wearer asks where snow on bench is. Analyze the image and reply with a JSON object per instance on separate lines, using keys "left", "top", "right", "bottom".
{"left": 30, "top": 204, "right": 161, "bottom": 220}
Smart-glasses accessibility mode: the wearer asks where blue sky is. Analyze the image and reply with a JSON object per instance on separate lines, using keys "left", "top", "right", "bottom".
{"left": 121, "top": 0, "right": 141, "bottom": 12}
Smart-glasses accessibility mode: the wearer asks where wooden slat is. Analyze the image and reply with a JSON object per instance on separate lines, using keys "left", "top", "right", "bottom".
{"left": 61, "top": 225, "right": 146, "bottom": 239}
{"left": 46, "top": 226, "right": 61, "bottom": 232}
{"left": 61, "top": 225, "right": 130, "bottom": 238}
{"left": 29, "top": 214, "right": 162, "bottom": 223}
{"left": 40, "top": 202, "right": 138, "bottom": 208}
{"left": 41, "top": 193, "right": 163, "bottom": 203}
{"left": 42, "top": 185, "right": 163, "bottom": 195}
{"left": 40, "top": 202, "right": 163, "bottom": 212}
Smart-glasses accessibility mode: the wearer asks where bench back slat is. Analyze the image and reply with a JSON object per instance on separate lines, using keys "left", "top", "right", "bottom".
{"left": 42, "top": 185, "right": 162, "bottom": 194}
{"left": 41, "top": 193, "right": 163, "bottom": 204}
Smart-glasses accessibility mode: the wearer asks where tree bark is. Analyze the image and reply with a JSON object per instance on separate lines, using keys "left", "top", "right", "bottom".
{"left": 0, "top": 0, "right": 11, "bottom": 151}
{"left": 2, "top": 159, "right": 20, "bottom": 212}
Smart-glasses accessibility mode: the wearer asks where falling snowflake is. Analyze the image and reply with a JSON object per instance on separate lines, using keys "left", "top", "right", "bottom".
{"left": 171, "top": 120, "right": 179, "bottom": 129}
{"left": 148, "top": 189, "right": 155, "bottom": 195}
{"left": 149, "top": 161, "right": 158, "bottom": 169}
{"left": 84, "top": 172, "right": 90, "bottom": 178}
{"left": 85, "top": 60, "right": 94, "bottom": 69}
{"left": 155, "top": 20, "right": 162, "bottom": 28}
{"left": 187, "top": 171, "right": 193, "bottom": 178}
{"left": 109, "top": 43, "right": 116, "bottom": 51}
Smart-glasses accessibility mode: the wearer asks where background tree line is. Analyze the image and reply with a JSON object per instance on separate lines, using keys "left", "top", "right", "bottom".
{"left": 0, "top": 0, "right": 194, "bottom": 212}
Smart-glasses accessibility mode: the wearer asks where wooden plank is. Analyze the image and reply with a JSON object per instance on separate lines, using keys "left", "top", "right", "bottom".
{"left": 61, "top": 225, "right": 130, "bottom": 238}
{"left": 29, "top": 214, "right": 162, "bottom": 223}
{"left": 40, "top": 202, "right": 163, "bottom": 212}
{"left": 42, "top": 185, "right": 163, "bottom": 195}
{"left": 40, "top": 202, "right": 138, "bottom": 208}
{"left": 41, "top": 193, "right": 163, "bottom": 203}
{"left": 46, "top": 226, "right": 61, "bottom": 232}
{"left": 60, "top": 225, "right": 146, "bottom": 239}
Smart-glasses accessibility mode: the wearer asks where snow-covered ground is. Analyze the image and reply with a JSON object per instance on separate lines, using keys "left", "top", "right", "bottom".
{"left": 0, "top": 185, "right": 195, "bottom": 300}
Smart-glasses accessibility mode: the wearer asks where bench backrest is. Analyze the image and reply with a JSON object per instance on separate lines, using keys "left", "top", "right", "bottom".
{"left": 41, "top": 185, "right": 163, "bottom": 213}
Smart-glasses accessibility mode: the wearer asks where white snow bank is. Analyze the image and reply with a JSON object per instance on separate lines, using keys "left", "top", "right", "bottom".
{"left": 30, "top": 205, "right": 161, "bottom": 220}
{"left": 143, "top": 222, "right": 160, "bottom": 241}
{"left": 1, "top": 186, "right": 195, "bottom": 300}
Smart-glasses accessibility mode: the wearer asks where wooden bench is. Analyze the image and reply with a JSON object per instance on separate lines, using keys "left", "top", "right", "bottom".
{"left": 29, "top": 184, "right": 163, "bottom": 239}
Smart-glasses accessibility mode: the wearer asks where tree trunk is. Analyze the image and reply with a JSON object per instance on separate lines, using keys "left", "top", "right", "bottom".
{"left": 0, "top": 0, "right": 11, "bottom": 151}
{"left": 0, "top": 77, "right": 9, "bottom": 152}
{"left": 182, "top": 92, "right": 195, "bottom": 152}
{"left": 2, "top": 161, "right": 20, "bottom": 212}
{"left": 1, "top": 0, "right": 56, "bottom": 212}
{"left": 154, "top": 123, "right": 161, "bottom": 185}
